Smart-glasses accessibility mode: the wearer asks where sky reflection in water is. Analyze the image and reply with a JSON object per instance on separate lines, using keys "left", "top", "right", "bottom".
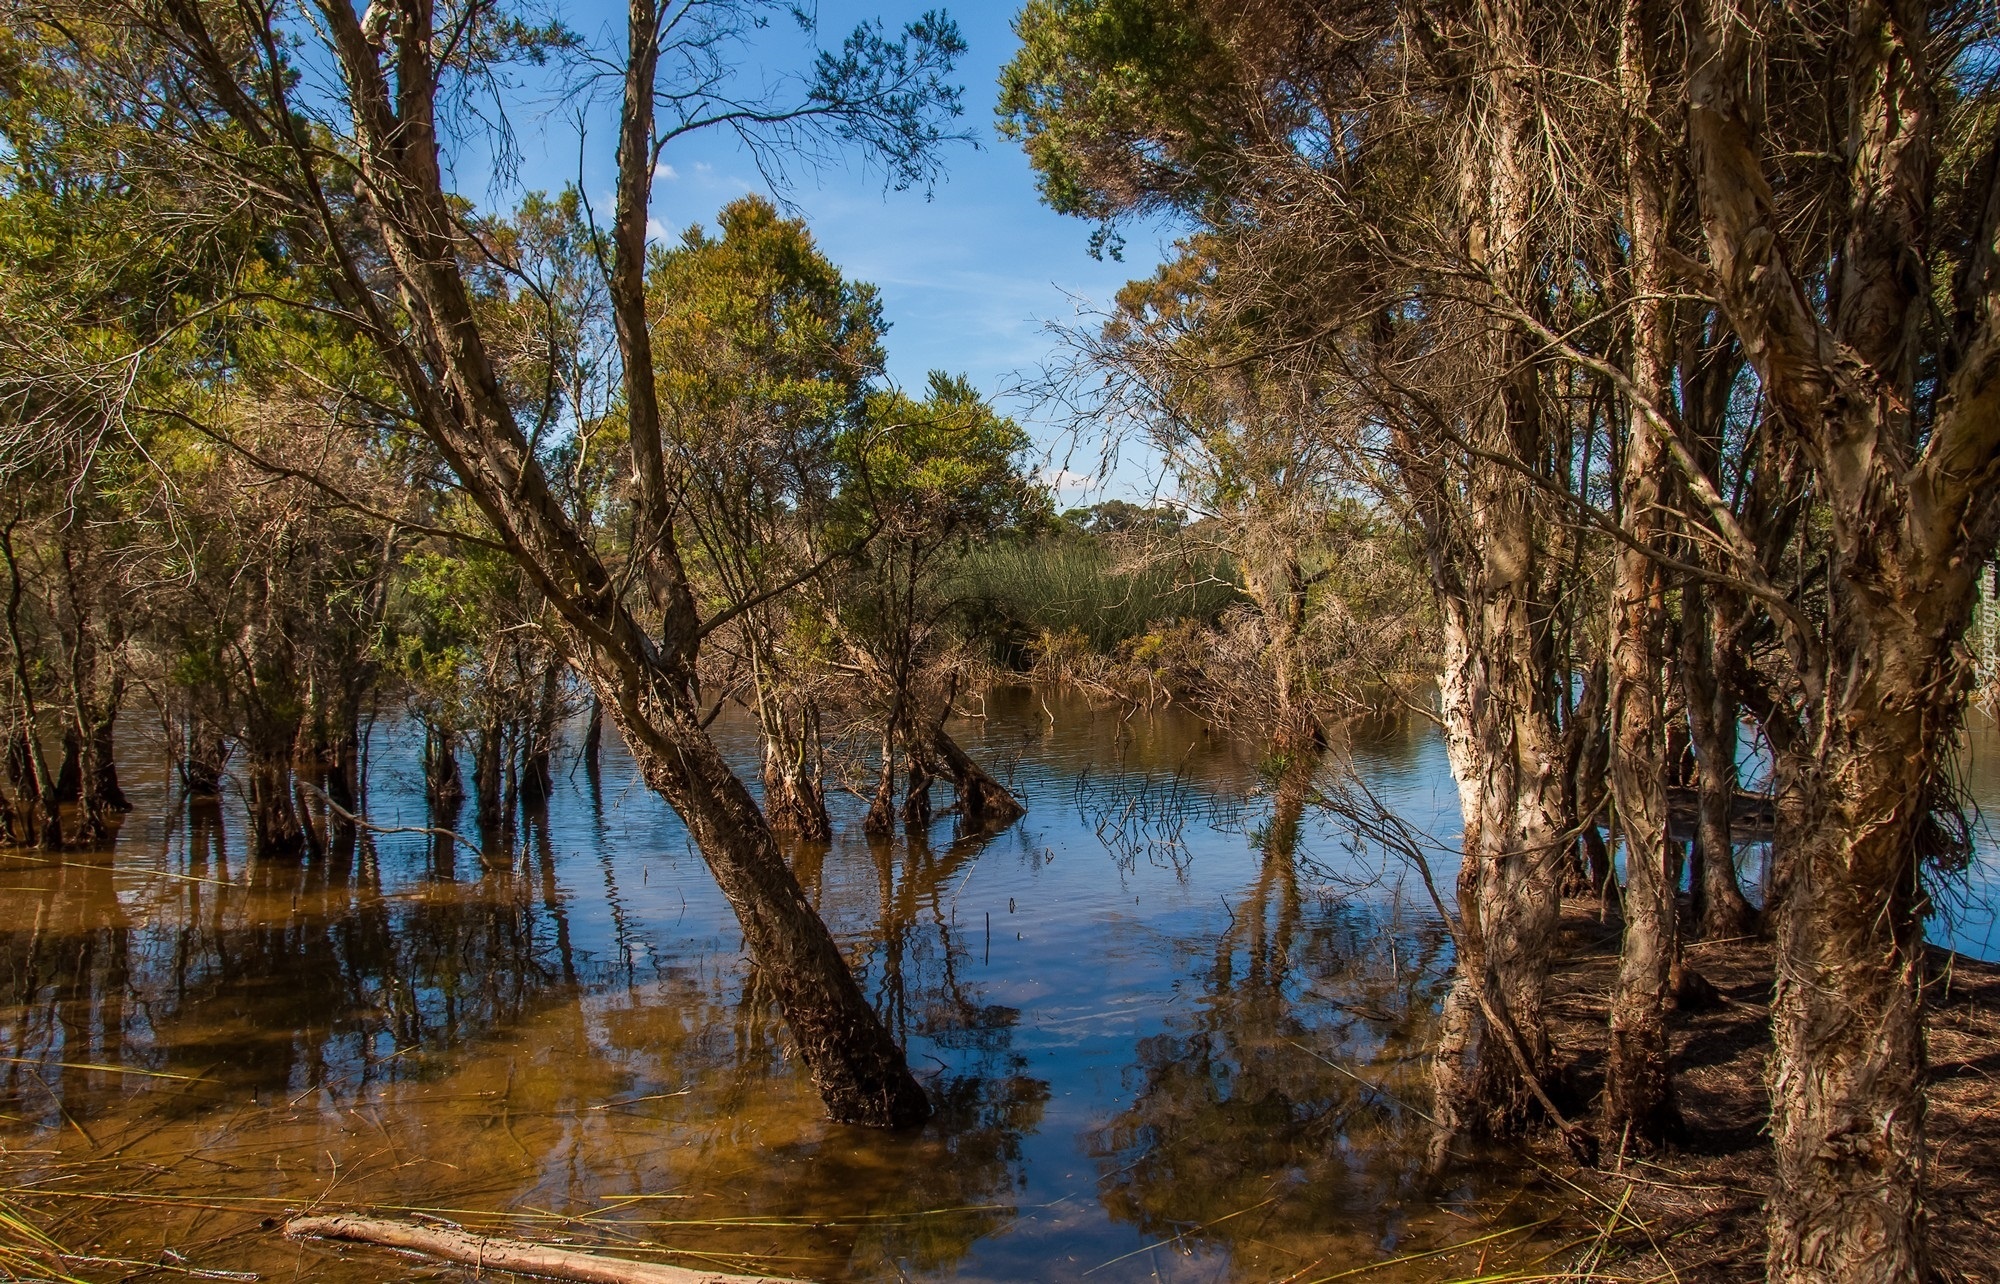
{"left": 0, "top": 690, "right": 1992, "bottom": 1281}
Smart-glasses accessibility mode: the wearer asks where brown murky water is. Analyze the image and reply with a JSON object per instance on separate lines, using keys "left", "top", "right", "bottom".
{"left": 1, "top": 692, "right": 1991, "bottom": 1281}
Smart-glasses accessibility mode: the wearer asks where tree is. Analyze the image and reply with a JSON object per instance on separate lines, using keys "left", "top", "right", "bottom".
{"left": 1001, "top": 0, "right": 1592, "bottom": 1147}
{"left": 649, "top": 194, "right": 885, "bottom": 838}
{"left": 23, "top": 0, "right": 970, "bottom": 1127}
{"left": 1680, "top": 0, "right": 2000, "bottom": 1274}
{"left": 829, "top": 373, "right": 1043, "bottom": 833}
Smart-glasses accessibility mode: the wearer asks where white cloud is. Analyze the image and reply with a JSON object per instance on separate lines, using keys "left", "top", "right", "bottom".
{"left": 645, "top": 218, "right": 669, "bottom": 242}
{"left": 1041, "top": 467, "right": 1096, "bottom": 494}
{"left": 654, "top": 163, "right": 679, "bottom": 181}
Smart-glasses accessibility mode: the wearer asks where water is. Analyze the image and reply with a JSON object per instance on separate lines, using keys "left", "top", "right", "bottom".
{"left": 0, "top": 690, "right": 1991, "bottom": 1281}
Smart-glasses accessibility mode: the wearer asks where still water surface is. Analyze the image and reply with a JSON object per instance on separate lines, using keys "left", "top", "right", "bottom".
{"left": 0, "top": 690, "right": 1993, "bottom": 1281}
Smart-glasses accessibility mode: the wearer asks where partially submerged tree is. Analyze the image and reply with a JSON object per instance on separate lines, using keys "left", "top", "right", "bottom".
{"left": 1005, "top": 0, "right": 2000, "bottom": 1273}
{"left": 18, "top": 0, "right": 973, "bottom": 1127}
{"left": 829, "top": 373, "right": 1042, "bottom": 834}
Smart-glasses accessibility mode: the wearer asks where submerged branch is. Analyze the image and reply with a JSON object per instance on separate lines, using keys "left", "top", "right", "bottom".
{"left": 292, "top": 779, "right": 496, "bottom": 866}
{"left": 283, "top": 1215, "right": 804, "bottom": 1284}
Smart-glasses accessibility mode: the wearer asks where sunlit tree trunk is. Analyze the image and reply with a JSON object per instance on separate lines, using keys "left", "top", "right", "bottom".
{"left": 1424, "top": 0, "right": 1571, "bottom": 1144}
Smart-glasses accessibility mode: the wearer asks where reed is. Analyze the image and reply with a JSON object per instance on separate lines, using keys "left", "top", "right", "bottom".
{"left": 952, "top": 538, "right": 1240, "bottom": 658}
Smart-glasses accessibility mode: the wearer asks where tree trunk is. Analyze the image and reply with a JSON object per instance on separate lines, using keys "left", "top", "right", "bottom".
{"left": 582, "top": 696, "right": 603, "bottom": 773}
{"left": 900, "top": 742, "right": 934, "bottom": 830}
{"left": 1765, "top": 742, "right": 1928, "bottom": 1283}
{"left": 519, "top": 660, "right": 561, "bottom": 811}
{"left": 1687, "top": 1, "right": 1957, "bottom": 1269}
{"left": 1569, "top": 658, "right": 1614, "bottom": 898}
{"left": 285, "top": 1214, "right": 803, "bottom": 1284}
{"left": 3, "top": 533, "right": 61, "bottom": 850}
{"left": 759, "top": 698, "right": 831, "bottom": 840}
{"left": 472, "top": 718, "right": 505, "bottom": 832}
{"left": 1430, "top": 583, "right": 1567, "bottom": 1140}
{"left": 422, "top": 719, "right": 464, "bottom": 813}
{"left": 928, "top": 723, "right": 1024, "bottom": 831}
{"left": 245, "top": 744, "right": 305, "bottom": 857}
{"left": 592, "top": 682, "right": 931, "bottom": 1127}
{"left": 1681, "top": 581, "right": 1755, "bottom": 938}
{"left": 1602, "top": 3, "right": 1678, "bottom": 1148}
{"left": 863, "top": 727, "right": 897, "bottom": 836}
{"left": 89, "top": 676, "right": 128, "bottom": 813}
{"left": 177, "top": 715, "right": 229, "bottom": 800}
{"left": 1421, "top": 0, "right": 1576, "bottom": 1148}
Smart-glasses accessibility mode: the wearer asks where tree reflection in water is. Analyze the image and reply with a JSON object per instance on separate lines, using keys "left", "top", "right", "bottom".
{"left": 0, "top": 696, "right": 1555, "bottom": 1281}
{"left": 0, "top": 732, "right": 1050, "bottom": 1281}
{"left": 1085, "top": 756, "right": 1464, "bottom": 1278}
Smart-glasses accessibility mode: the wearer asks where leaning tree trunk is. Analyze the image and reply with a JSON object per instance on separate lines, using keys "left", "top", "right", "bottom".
{"left": 593, "top": 674, "right": 931, "bottom": 1127}
{"left": 928, "top": 723, "right": 1024, "bottom": 831}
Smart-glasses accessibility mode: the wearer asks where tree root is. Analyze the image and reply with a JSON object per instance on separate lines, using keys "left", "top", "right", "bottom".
{"left": 283, "top": 1214, "right": 809, "bottom": 1284}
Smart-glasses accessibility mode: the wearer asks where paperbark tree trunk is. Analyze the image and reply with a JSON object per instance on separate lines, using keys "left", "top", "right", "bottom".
{"left": 1680, "top": 581, "right": 1756, "bottom": 938}
{"left": 1602, "top": 0, "right": 1678, "bottom": 1149}
{"left": 758, "top": 696, "right": 831, "bottom": 840}
{"left": 1422, "top": 0, "right": 1571, "bottom": 1144}
{"left": 1686, "top": 0, "right": 2000, "bottom": 1270}
{"left": 1428, "top": 506, "right": 1568, "bottom": 1141}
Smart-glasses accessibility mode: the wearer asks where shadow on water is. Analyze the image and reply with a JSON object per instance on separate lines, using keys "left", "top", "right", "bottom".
{"left": 0, "top": 687, "right": 1823, "bottom": 1280}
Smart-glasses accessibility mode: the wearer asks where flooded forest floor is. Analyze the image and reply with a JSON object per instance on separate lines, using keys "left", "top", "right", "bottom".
{"left": 1539, "top": 902, "right": 2000, "bottom": 1284}
{"left": 0, "top": 697, "right": 1996, "bottom": 1282}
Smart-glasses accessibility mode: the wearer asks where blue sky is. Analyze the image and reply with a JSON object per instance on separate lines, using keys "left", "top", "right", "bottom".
{"left": 485, "top": 0, "right": 1175, "bottom": 502}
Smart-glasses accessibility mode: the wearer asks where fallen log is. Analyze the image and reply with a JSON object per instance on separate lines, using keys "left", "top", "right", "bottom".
{"left": 283, "top": 1214, "right": 809, "bottom": 1284}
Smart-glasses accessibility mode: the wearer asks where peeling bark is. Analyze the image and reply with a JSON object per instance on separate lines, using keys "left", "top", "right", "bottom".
{"left": 1603, "top": 0, "right": 1679, "bottom": 1148}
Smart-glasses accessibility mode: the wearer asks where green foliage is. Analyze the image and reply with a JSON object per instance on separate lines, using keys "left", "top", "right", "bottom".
{"left": 997, "top": 0, "right": 1236, "bottom": 253}
{"left": 652, "top": 195, "right": 883, "bottom": 459}
{"left": 952, "top": 536, "right": 1240, "bottom": 658}
{"left": 840, "top": 372, "right": 1047, "bottom": 546}
{"left": 1059, "top": 498, "right": 1185, "bottom": 535}
{"left": 648, "top": 194, "right": 886, "bottom": 610}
